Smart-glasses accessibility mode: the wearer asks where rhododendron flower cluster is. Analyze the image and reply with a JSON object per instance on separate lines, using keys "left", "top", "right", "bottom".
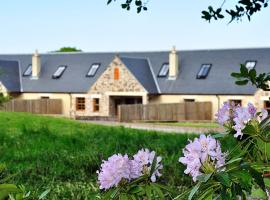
{"left": 97, "top": 149, "right": 162, "bottom": 190}
{"left": 133, "top": 149, "right": 163, "bottom": 182}
{"left": 179, "top": 134, "right": 226, "bottom": 182}
{"left": 216, "top": 102, "right": 268, "bottom": 138}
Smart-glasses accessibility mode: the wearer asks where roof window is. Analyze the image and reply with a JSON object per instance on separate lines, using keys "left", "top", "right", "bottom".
{"left": 245, "top": 61, "right": 256, "bottom": 70}
{"left": 52, "top": 65, "right": 67, "bottom": 79}
{"left": 158, "top": 63, "right": 169, "bottom": 77}
{"left": 86, "top": 63, "right": 100, "bottom": 77}
{"left": 23, "top": 65, "right": 32, "bottom": 76}
{"left": 197, "top": 64, "right": 211, "bottom": 79}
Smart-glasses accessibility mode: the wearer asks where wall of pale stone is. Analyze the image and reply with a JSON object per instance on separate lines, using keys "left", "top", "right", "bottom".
{"left": 85, "top": 56, "right": 147, "bottom": 117}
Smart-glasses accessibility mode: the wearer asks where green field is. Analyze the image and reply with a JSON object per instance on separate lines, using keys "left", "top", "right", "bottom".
{"left": 0, "top": 112, "right": 236, "bottom": 199}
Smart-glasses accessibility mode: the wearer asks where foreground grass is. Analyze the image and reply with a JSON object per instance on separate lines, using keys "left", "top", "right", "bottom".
{"left": 0, "top": 112, "right": 205, "bottom": 199}
{"left": 147, "top": 121, "right": 220, "bottom": 128}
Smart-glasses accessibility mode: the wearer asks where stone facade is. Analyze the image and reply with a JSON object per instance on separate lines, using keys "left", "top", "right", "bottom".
{"left": 75, "top": 56, "right": 147, "bottom": 117}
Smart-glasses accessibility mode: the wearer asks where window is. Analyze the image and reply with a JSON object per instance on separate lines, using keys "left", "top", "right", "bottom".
{"left": 52, "top": 65, "right": 67, "bottom": 79}
{"left": 197, "top": 64, "right": 212, "bottom": 79}
{"left": 245, "top": 61, "right": 257, "bottom": 70}
{"left": 229, "top": 99, "right": 242, "bottom": 106}
{"left": 41, "top": 96, "right": 50, "bottom": 99}
{"left": 86, "top": 63, "right": 100, "bottom": 77}
{"left": 23, "top": 65, "right": 32, "bottom": 76}
{"left": 264, "top": 101, "right": 270, "bottom": 113}
{"left": 76, "top": 97, "right": 85, "bottom": 111}
{"left": 158, "top": 63, "right": 169, "bottom": 77}
{"left": 184, "top": 99, "right": 195, "bottom": 102}
{"left": 93, "top": 98, "right": 100, "bottom": 112}
{"left": 114, "top": 68, "right": 120, "bottom": 80}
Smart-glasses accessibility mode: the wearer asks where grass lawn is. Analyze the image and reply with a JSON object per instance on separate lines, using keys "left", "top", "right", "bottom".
{"left": 0, "top": 112, "right": 235, "bottom": 199}
{"left": 145, "top": 121, "right": 220, "bottom": 129}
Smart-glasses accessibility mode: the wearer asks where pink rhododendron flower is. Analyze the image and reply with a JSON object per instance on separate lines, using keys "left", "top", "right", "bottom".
{"left": 97, "top": 154, "right": 131, "bottom": 190}
{"left": 133, "top": 148, "right": 163, "bottom": 182}
{"left": 258, "top": 108, "right": 268, "bottom": 122}
{"left": 233, "top": 106, "right": 252, "bottom": 138}
{"left": 216, "top": 102, "right": 268, "bottom": 138}
{"left": 97, "top": 149, "right": 163, "bottom": 190}
{"left": 215, "top": 102, "right": 232, "bottom": 125}
{"left": 247, "top": 103, "right": 257, "bottom": 117}
{"left": 179, "top": 134, "right": 226, "bottom": 182}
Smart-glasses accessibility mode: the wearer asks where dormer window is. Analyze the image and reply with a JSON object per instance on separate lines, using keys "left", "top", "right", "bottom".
{"left": 86, "top": 63, "right": 100, "bottom": 77}
{"left": 158, "top": 63, "right": 169, "bottom": 77}
{"left": 52, "top": 65, "right": 67, "bottom": 79}
{"left": 23, "top": 65, "right": 32, "bottom": 76}
{"left": 197, "top": 64, "right": 212, "bottom": 79}
{"left": 245, "top": 61, "right": 256, "bottom": 70}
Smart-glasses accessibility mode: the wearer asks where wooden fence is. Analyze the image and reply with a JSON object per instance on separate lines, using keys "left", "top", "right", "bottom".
{"left": 118, "top": 102, "right": 212, "bottom": 122}
{"left": 1, "top": 99, "right": 63, "bottom": 114}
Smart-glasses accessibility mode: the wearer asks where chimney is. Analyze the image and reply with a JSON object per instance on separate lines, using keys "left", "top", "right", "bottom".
{"left": 32, "top": 49, "right": 41, "bottom": 79}
{"left": 169, "top": 46, "right": 179, "bottom": 79}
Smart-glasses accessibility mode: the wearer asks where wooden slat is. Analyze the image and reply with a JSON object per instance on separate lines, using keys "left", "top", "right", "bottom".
{"left": 119, "top": 102, "right": 212, "bottom": 122}
{"left": 0, "top": 99, "right": 63, "bottom": 115}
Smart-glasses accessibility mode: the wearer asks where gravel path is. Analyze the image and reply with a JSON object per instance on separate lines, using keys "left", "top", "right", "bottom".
{"left": 80, "top": 120, "right": 224, "bottom": 134}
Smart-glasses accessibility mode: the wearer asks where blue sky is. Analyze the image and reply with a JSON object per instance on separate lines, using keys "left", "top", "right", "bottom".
{"left": 1, "top": 0, "right": 270, "bottom": 54}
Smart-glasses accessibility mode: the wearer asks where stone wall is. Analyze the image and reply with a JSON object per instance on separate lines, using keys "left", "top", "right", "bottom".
{"left": 80, "top": 56, "right": 147, "bottom": 117}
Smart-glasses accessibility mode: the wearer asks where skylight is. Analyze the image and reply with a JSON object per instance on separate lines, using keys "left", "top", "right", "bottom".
{"left": 86, "top": 63, "right": 100, "bottom": 77}
{"left": 197, "top": 64, "right": 211, "bottom": 79}
{"left": 158, "top": 63, "right": 169, "bottom": 77}
{"left": 23, "top": 65, "right": 32, "bottom": 76}
{"left": 52, "top": 65, "right": 67, "bottom": 79}
{"left": 245, "top": 61, "right": 256, "bottom": 70}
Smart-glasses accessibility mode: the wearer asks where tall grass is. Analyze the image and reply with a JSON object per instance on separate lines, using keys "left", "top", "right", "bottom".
{"left": 0, "top": 112, "right": 205, "bottom": 199}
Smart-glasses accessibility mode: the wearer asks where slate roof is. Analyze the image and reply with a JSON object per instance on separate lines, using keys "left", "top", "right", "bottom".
{"left": 0, "top": 60, "right": 21, "bottom": 92}
{"left": 0, "top": 47, "right": 269, "bottom": 95}
{"left": 120, "top": 57, "right": 159, "bottom": 94}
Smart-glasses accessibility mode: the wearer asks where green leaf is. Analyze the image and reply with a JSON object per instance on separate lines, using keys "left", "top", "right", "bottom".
{"left": 235, "top": 80, "right": 249, "bottom": 85}
{"left": 249, "top": 167, "right": 265, "bottom": 191}
{"left": 129, "top": 186, "right": 143, "bottom": 194}
{"left": 197, "top": 173, "right": 212, "bottom": 183}
{"left": 240, "top": 64, "right": 249, "bottom": 76}
{"left": 121, "top": 4, "right": 128, "bottom": 9}
{"left": 215, "top": 172, "right": 231, "bottom": 187}
{"left": 188, "top": 182, "right": 201, "bottom": 200}
{"left": 145, "top": 185, "right": 152, "bottom": 200}
{"left": 150, "top": 154, "right": 158, "bottom": 177}
{"left": 119, "top": 193, "right": 128, "bottom": 200}
{"left": 197, "top": 188, "right": 213, "bottom": 200}
{"left": 110, "top": 187, "right": 120, "bottom": 199}
{"left": 38, "top": 189, "right": 50, "bottom": 200}
{"left": 135, "top": 0, "right": 142, "bottom": 6}
{"left": 231, "top": 72, "right": 242, "bottom": 78}
{"left": 151, "top": 183, "right": 165, "bottom": 199}
{"left": 249, "top": 69, "right": 257, "bottom": 81}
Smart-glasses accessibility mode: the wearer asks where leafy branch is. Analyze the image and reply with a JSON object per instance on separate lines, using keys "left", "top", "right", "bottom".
{"left": 202, "top": 0, "right": 269, "bottom": 22}
{"left": 107, "top": 0, "right": 269, "bottom": 22}
{"left": 231, "top": 64, "right": 270, "bottom": 91}
{"left": 107, "top": 0, "right": 148, "bottom": 13}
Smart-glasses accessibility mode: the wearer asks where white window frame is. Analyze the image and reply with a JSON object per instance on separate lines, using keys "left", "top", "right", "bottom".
{"left": 245, "top": 61, "right": 256, "bottom": 70}
{"left": 86, "top": 63, "right": 100, "bottom": 77}
{"left": 52, "top": 65, "right": 67, "bottom": 79}
{"left": 23, "top": 64, "right": 32, "bottom": 76}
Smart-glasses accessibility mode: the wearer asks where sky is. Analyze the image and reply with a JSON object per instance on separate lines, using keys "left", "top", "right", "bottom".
{"left": 0, "top": 0, "right": 270, "bottom": 54}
